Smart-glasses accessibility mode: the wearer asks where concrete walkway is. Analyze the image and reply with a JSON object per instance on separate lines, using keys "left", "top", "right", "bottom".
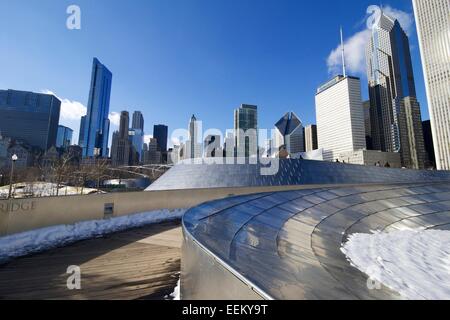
{"left": 0, "top": 221, "right": 182, "bottom": 300}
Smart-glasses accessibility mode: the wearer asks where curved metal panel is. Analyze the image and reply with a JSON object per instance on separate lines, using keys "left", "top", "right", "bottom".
{"left": 148, "top": 159, "right": 450, "bottom": 191}
{"left": 182, "top": 182, "right": 450, "bottom": 300}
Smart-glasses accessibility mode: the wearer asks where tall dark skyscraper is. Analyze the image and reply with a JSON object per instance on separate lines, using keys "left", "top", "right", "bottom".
{"left": 80, "top": 58, "right": 112, "bottom": 158}
{"left": 366, "top": 12, "right": 426, "bottom": 169}
{"left": 0, "top": 89, "right": 61, "bottom": 151}
{"left": 153, "top": 124, "right": 168, "bottom": 153}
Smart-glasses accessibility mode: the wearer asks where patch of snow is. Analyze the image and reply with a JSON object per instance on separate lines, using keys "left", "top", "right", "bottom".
{"left": 170, "top": 278, "right": 181, "bottom": 300}
{"left": 0, "top": 208, "right": 187, "bottom": 264}
{"left": 341, "top": 229, "right": 450, "bottom": 300}
{"left": 0, "top": 182, "right": 101, "bottom": 199}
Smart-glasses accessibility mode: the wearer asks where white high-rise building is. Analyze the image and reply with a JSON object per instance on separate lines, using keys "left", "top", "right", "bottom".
{"left": 413, "top": 0, "right": 450, "bottom": 170}
{"left": 315, "top": 75, "right": 366, "bottom": 162}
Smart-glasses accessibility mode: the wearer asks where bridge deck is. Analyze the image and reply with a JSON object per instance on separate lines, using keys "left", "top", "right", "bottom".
{"left": 0, "top": 221, "right": 182, "bottom": 300}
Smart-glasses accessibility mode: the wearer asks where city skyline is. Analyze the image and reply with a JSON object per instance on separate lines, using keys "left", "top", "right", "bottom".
{"left": 0, "top": 0, "right": 431, "bottom": 149}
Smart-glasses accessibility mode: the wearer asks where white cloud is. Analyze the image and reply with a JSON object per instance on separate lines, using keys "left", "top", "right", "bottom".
{"left": 383, "top": 5, "right": 414, "bottom": 36}
{"left": 108, "top": 112, "right": 121, "bottom": 127}
{"left": 326, "top": 5, "right": 414, "bottom": 76}
{"left": 327, "top": 29, "right": 371, "bottom": 76}
{"left": 42, "top": 89, "right": 87, "bottom": 121}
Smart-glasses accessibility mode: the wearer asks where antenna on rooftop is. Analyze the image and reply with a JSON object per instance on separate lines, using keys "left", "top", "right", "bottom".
{"left": 340, "top": 26, "right": 347, "bottom": 77}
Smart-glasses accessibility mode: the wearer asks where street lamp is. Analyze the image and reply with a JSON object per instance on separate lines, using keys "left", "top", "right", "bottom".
{"left": 8, "top": 154, "right": 18, "bottom": 199}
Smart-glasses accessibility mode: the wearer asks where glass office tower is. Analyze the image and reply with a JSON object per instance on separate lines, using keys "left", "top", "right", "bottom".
{"left": 56, "top": 125, "right": 73, "bottom": 149}
{"left": 234, "top": 104, "right": 258, "bottom": 158}
{"left": 366, "top": 12, "right": 426, "bottom": 169}
{"left": 130, "top": 111, "right": 144, "bottom": 159}
{"left": 80, "top": 58, "right": 112, "bottom": 158}
{"left": 153, "top": 124, "right": 168, "bottom": 153}
{"left": 0, "top": 89, "right": 61, "bottom": 151}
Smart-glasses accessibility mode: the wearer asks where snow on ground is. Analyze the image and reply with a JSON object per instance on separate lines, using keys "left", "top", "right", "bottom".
{"left": 0, "top": 208, "right": 187, "bottom": 264}
{"left": 341, "top": 229, "right": 450, "bottom": 300}
{"left": 0, "top": 182, "right": 101, "bottom": 199}
{"left": 170, "top": 279, "right": 181, "bottom": 300}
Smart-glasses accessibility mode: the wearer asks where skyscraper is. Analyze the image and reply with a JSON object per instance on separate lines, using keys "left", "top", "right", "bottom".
{"left": 234, "top": 104, "right": 258, "bottom": 158}
{"left": 187, "top": 115, "right": 202, "bottom": 159}
{"left": 304, "top": 124, "right": 318, "bottom": 152}
{"left": 132, "top": 111, "right": 144, "bottom": 131}
{"left": 130, "top": 111, "right": 144, "bottom": 161}
{"left": 153, "top": 125, "right": 168, "bottom": 153}
{"left": 80, "top": 58, "right": 112, "bottom": 158}
{"left": 78, "top": 115, "right": 86, "bottom": 147}
{"left": 111, "top": 111, "right": 131, "bottom": 166}
{"left": 413, "top": 0, "right": 450, "bottom": 170}
{"left": 366, "top": 12, "right": 426, "bottom": 169}
{"left": 274, "top": 112, "right": 305, "bottom": 155}
{"left": 0, "top": 89, "right": 61, "bottom": 151}
{"left": 56, "top": 125, "right": 73, "bottom": 149}
{"left": 315, "top": 75, "right": 366, "bottom": 162}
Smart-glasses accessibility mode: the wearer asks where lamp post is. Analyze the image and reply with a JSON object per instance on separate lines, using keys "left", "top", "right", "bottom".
{"left": 8, "top": 154, "right": 18, "bottom": 199}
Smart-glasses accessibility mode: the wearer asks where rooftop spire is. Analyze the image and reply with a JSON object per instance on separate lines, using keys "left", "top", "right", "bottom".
{"left": 340, "top": 26, "right": 347, "bottom": 77}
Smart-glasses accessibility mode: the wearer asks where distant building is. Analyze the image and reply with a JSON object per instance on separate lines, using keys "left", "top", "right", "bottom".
{"left": 56, "top": 125, "right": 73, "bottom": 149}
{"left": 234, "top": 104, "right": 258, "bottom": 158}
{"left": 304, "top": 125, "right": 318, "bottom": 152}
{"left": 111, "top": 111, "right": 131, "bottom": 166}
{"left": 132, "top": 111, "right": 144, "bottom": 131}
{"left": 153, "top": 125, "right": 168, "bottom": 153}
{"left": 366, "top": 12, "right": 426, "bottom": 169}
{"left": 338, "top": 150, "right": 402, "bottom": 169}
{"left": 168, "top": 145, "right": 180, "bottom": 165}
{"left": 41, "top": 146, "right": 62, "bottom": 167}
{"left": 7, "top": 142, "right": 34, "bottom": 169}
{"left": 395, "top": 97, "right": 427, "bottom": 169}
{"left": 142, "top": 138, "right": 161, "bottom": 164}
{"left": 187, "top": 115, "right": 202, "bottom": 159}
{"left": 78, "top": 115, "right": 86, "bottom": 148}
{"left": 65, "top": 145, "right": 83, "bottom": 167}
{"left": 315, "top": 75, "right": 366, "bottom": 162}
{"left": 413, "top": 0, "right": 450, "bottom": 170}
{"left": 79, "top": 58, "right": 112, "bottom": 158}
{"left": 0, "top": 89, "right": 61, "bottom": 151}
{"left": 128, "top": 128, "right": 143, "bottom": 164}
{"left": 274, "top": 112, "right": 305, "bottom": 155}
{"left": 422, "top": 120, "right": 436, "bottom": 169}
{"left": 130, "top": 111, "right": 144, "bottom": 162}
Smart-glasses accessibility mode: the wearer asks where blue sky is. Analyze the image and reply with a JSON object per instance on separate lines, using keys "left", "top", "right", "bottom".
{"left": 1, "top": 0, "right": 428, "bottom": 147}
